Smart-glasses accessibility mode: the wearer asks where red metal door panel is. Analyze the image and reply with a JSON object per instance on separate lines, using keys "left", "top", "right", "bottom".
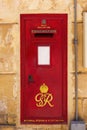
{"left": 20, "top": 14, "right": 67, "bottom": 124}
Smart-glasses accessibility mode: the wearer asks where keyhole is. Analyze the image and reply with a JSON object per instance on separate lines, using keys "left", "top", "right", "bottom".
{"left": 28, "top": 75, "right": 34, "bottom": 83}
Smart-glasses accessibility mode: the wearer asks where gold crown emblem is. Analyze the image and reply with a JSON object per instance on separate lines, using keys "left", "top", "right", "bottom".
{"left": 40, "top": 83, "right": 49, "bottom": 93}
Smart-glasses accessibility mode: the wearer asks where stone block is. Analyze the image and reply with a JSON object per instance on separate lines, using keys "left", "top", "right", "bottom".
{"left": 77, "top": 23, "right": 83, "bottom": 71}
{"left": 71, "top": 23, "right": 87, "bottom": 72}
{"left": 78, "top": 74, "right": 87, "bottom": 98}
{"left": 39, "top": 0, "right": 53, "bottom": 10}
{"left": 0, "top": 24, "right": 18, "bottom": 73}
{"left": 0, "top": 127, "right": 16, "bottom": 130}
{"left": 76, "top": 23, "right": 87, "bottom": 72}
{"left": 53, "top": 0, "right": 72, "bottom": 11}
{"left": 61, "top": 125, "right": 68, "bottom": 130}
{"left": 78, "top": 0, "right": 87, "bottom": 9}
{"left": 44, "top": 127, "right": 62, "bottom": 130}
{"left": 16, "top": 127, "right": 23, "bottom": 130}
{"left": 7, "top": 114, "right": 16, "bottom": 124}
{"left": 0, "top": 75, "right": 17, "bottom": 114}
{"left": 83, "top": 99, "right": 87, "bottom": 121}
{"left": 0, "top": 114, "right": 7, "bottom": 124}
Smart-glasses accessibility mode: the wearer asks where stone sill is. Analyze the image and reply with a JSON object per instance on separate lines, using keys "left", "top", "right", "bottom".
{"left": 0, "top": 22, "right": 18, "bottom": 25}
{"left": 0, "top": 72, "right": 16, "bottom": 75}
{"left": 0, "top": 123, "right": 16, "bottom": 126}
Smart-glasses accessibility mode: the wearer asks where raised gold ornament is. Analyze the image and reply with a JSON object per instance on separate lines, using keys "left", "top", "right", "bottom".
{"left": 35, "top": 83, "right": 54, "bottom": 107}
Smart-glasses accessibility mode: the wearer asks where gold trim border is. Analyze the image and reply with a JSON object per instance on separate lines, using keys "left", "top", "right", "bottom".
{"left": 24, "top": 119, "right": 64, "bottom": 123}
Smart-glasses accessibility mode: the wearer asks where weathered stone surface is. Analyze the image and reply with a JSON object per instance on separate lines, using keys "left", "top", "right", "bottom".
{"left": 78, "top": 0, "right": 87, "bottom": 9}
{"left": 0, "top": 75, "right": 16, "bottom": 114}
{"left": 78, "top": 74, "right": 87, "bottom": 97}
{"left": 83, "top": 99, "right": 87, "bottom": 121}
{"left": 7, "top": 114, "right": 16, "bottom": 124}
{"left": 1, "top": 127, "right": 16, "bottom": 130}
{"left": 72, "top": 74, "right": 87, "bottom": 98}
{"left": 61, "top": 125, "right": 68, "bottom": 130}
{"left": 77, "top": 23, "right": 87, "bottom": 72}
{"left": 0, "top": 24, "right": 18, "bottom": 73}
{"left": 0, "top": 0, "right": 86, "bottom": 22}
{"left": 0, "top": 114, "right": 7, "bottom": 124}
{"left": 53, "top": 0, "right": 72, "bottom": 11}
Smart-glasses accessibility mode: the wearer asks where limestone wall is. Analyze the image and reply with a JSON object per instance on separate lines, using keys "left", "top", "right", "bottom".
{"left": 0, "top": 0, "right": 87, "bottom": 130}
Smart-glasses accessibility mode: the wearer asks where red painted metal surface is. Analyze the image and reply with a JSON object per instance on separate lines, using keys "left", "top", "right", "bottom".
{"left": 20, "top": 14, "right": 67, "bottom": 124}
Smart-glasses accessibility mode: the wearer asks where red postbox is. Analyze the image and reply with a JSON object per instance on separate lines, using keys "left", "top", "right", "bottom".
{"left": 20, "top": 14, "right": 67, "bottom": 124}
